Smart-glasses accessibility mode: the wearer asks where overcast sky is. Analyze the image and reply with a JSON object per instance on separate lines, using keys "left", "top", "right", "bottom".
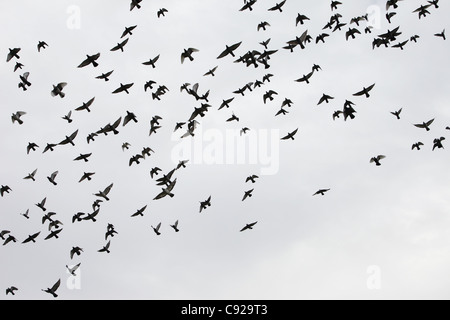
{"left": 1, "top": 0, "right": 450, "bottom": 300}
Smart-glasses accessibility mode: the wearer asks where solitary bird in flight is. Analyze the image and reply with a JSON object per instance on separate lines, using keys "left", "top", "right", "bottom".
{"left": 200, "top": 196, "right": 212, "bottom": 213}
{"left": 217, "top": 42, "right": 242, "bottom": 59}
{"left": 370, "top": 155, "right": 386, "bottom": 166}
{"left": 313, "top": 189, "right": 330, "bottom": 196}
{"left": 414, "top": 119, "right": 434, "bottom": 131}
{"left": 51, "top": 83, "right": 67, "bottom": 98}
{"left": 181, "top": 48, "right": 199, "bottom": 64}
{"left": 240, "top": 222, "right": 258, "bottom": 232}
{"left": 281, "top": 128, "right": 298, "bottom": 140}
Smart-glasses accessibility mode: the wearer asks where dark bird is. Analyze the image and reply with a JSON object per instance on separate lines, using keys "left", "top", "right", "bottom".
{"left": 219, "top": 98, "right": 234, "bottom": 110}
{"left": 217, "top": 42, "right": 242, "bottom": 59}
{"left": 386, "top": 12, "right": 397, "bottom": 24}
{"left": 295, "top": 71, "right": 314, "bottom": 84}
{"left": 22, "top": 232, "right": 40, "bottom": 244}
{"left": 313, "top": 189, "right": 330, "bottom": 196}
{"left": 7, "top": 48, "right": 21, "bottom": 62}
{"left": 246, "top": 175, "right": 259, "bottom": 183}
{"left": 11, "top": 111, "right": 26, "bottom": 125}
{"left": 333, "top": 110, "right": 343, "bottom": 120}
{"left": 112, "top": 83, "right": 134, "bottom": 94}
{"left": 170, "top": 220, "right": 180, "bottom": 232}
{"left": 157, "top": 8, "right": 168, "bottom": 18}
{"left": 6, "top": 287, "right": 18, "bottom": 296}
{"left": 20, "top": 209, "right": 30, "bottom": 219}
{"left": 275, "top": 108, "right": 289, "bottom": 116}
{"left": 296, "top": 13, "right": 310, "bottom": 26}
{"left": 412, "top": 142, "right": 424, "bottom": 151}
{"left": 14, "top": 62, "right": 24, "bottom": 72}
{"left": 79, "top": 172, "right": 95, "bottom": 183}
{"left": 268, "top": 1, "right": 286, "bottom": 12}
{"left": 353, "top": 83, "right": 376, "bottom": 98}
{"left": 36, "top": 197, "right": 47, "bottom": 212}
{"left": 111, "top": 38, "right": 129, "bottom": 52}
{"left": 413, "top": 5, "right": 431, "bottom": 19}
{"left": 0, "top": 185, "right": 12, "bottom": 197}
{"left": 142, "top": 147, "right": 154, "bottom": 158}
{"left": 129, "top": 154, "right": 144, "bottom": 166}
{"left": 44, "top": 228, "right": 62, "bottom": 240}
{"left": 123, "top": 111, "right": 138, "bottom": 127}
{"left": 131, "top": 205, "right": 147, "bottom": 217}
{"left": 75, "top": 97, "right": 95, "bottom": 112}
{"left": 27, "top": 143, "right": 39, "bottom": 154}
{"left": 42, "top": 212, "right": 56, "bottom": 225}
{"left": 62, "top": 111, "right": 73, "bottom": 123}
{"left": 346, "top": 28, "right": 361, "bottom": 40}
{"left": 176, "top": 160, "right": 189, "bottom": 170}
{"left": 200, "top": 196, "right": 212, "bottom": 213}
{"left": 316, "top": 33, "right": 329, "bottom": 44}
{"left": 386, "top": 0, "right": 403, "bottom": 10}
{"left": 47, "top": 171, "right": 59, "bottom": 186}
{"left": 42, "top": 279, "right": 61, "bottom": 298}
{"left": 331, "top": 1, "right": 342, "bottom": 10}
{"left": 78, "top": 53, "right": 100, "bottom": 68}
{"left": 121, "top": 25, "right": 137, "bottom": 38}
{"left": 240, "top": 222, "right": 258, "bottom": 232}
{"left": 3, "top": 235, "right": 17, "bottom": 246}
{"left": 83, "top": 209, "right": 100, "bottom": 223}
{"left": 391, "top": 108, "right": 402, "bottom": 120}
{"left": 259, "top": 38, "right": 271, "bottom": 49}
{"left": 96, "top": 70, "right": 114, "bottom": 81}
{"left": 414, "top": 119, "right": 435, "bottom": 131}
{"left": 154, "top": 177, "right": 177, "bottom": 201}
{"left": 0, "top": 230, "right": 11, "bottom": 241}
{"left": 59, "top": 130, "right": 79, "bottom": 146}
{"left": 98, "top": 241, "right": 111, "bottom": 253}
{"left": 19, "top": 72, "right": 32, "bottom": 89}
{"left": 152, "top": 223, "right": 162, "bottom": 236}
{"left": 318, "top": 93, "right": 334, "bottom": 105}
{"left": 241, "top": 127, "right": 250, "bottom": 136}
{"left": 24, "top": 169, "right": 38, "bottom": 181}
{"left": 143, "top": 55, "right": 160, "bottom": 68}
{"left": 370, "top": 155, "right": 386, "bottom": 166}
{"left": 410, "top": 35, "right": 420, "bottom": 43}
{"left": 130, "top": 0, "right": 142, "bottom": 11}
{"left": 240, "top": 0, "right": 257, "bottom": 11}
{"left": 432, "top": 137, "right": 445, "bottom": 151}
{"left": 391, "top": 40, "right": 408, "bottom": 50}
{"left": 70, "top": 247, "right": 83, "bottom": 260}
{"left": 72, "top": 212, "right": 85, "bottom": 223}
{"left": 204, "top": 66, "right": 218, "bottom": 77}
{"left": 66, "top": 263, "right": 81, "bottom": 277}
{"left": 74, "top": 153, "right": 92, "bottom": 162}
{"left": 257, "top": 21, "right": 271, "bottom": 31}
{"left": 37, "top": 41, "right": 48, "bottom": 52}
{"left": 428, "top": 0, "right": 439, "bottom": 8}
{"left": 94, "top": 183, "right": 114, "bottom": 201}
{"left": 150, "top": 167, "right": 162, "bottom": 178}
{"left": 181, "top": 48, "right": 199, "bottom": 64}
{"left": 242, "top": 189, "right": 254, "bottom": 201}
{"left": 226, "top": 113, "right": 240, "bottom": 122}
{"left": 51, "top": 83, "right": 67, "bottom": 98}
{"left": 435, "top": 29, "right": 446, "bottom": 40}
{"left": 144, "top": 80, "right": 157, "bottom": 92}
{"left": 281, "top": 128, "right": 298, "bottom": 140}
{"left": 263, "top": 90, "right": 278, "bottom": 104}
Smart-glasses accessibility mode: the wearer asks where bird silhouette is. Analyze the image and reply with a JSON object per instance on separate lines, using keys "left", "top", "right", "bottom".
{"left": 281, "top": 129, "right": 298, "bottom": 140}
{"left": 121, "top": 25, "right": 137, "bottom": 38}
{"left": 96, "top": 70, "right": 114, "bottom": 81}
{"left": 98, "top": 241, "right": 111, "bottom": 253}
{"left": 6, "top": 286, "right": 18, "bottom": 296}
{"left": 432, "top": 137, "right": 445, "bottom": 151}
{"left": 313, "top": 189, "right": 330, "bottom": 196}
{"left": 112, "top": 83, "right": 134, "bottom": 94}
{"left": 79, "top": 172, "right": 95, "bottom": 183}
{"left": 47, "top": 171, "right": 59, "bottom": 186}
{"left": 70, "top": 247, "right": 83, "bottom": 260}
{"left": 391, "top": 108, "right": 403, "bottom": 120}
{"left": 36, "top": 198, "right": 47, "bottom": 212}
{"left": 151, "top": 223, "right": 162, "bottom": 236}
{"left": 414, "top": 119, "right": 434, "bottom": 131}
{"left": 1, "top": 185, "right": 12, "bottom": 197}
{"left": 59, "top": 130, "right": 79, "bottom": 146}
{"left": 181, "top": 48, "right": 199, "bottom": 64}
{"left": 353, "top": 83, "right": 375, "bottom": 98}
{"left": 111, "top": 38, "right": 129, "bottom": 52}
{"left": 143, "top": 55, "right": 160, "bottom": 68}
{"left": 240, "top": 222, "right": 258, "bottom": 232}
{"left": 170, "top": 220, "right": 180, "bottom": 232}
{"left": 434, "top": 29, "right": 446, "bottom": 40}
{"left": 412, "top": 142, "right": 424, "bottom": 151}
{"left": 200, "top": 196, "right": 212, "bottom": 213}
{"left": 11, "top": 111, "right": 26, "bottom": 125}
{"left": 217, "top": 42, "right": 242, "bottom": 59}
{"left": 242, "top": 189, "right": 254, "bottom": 201}
{"left": 78, "top": 53, "right": 100, "bottom": 68}
{"left": 66, "top": 263, "right": 81, "bottom": 277}
{"left": 24, "top": 169, "right": 38, "bottom": 181}
{"left": 268, "top": 1, "right": 286, "bottom": 12}
{"left": 94, "top": 184, "right": 114, "bottom": 201}
{"left": 42, "top": 279, "right": 61, "bottom": 298}
{"left": 154, "top": 179, "right": 177, "bottom": 200}
{"left": 51, "top": 83, "right": 67, "bottom": 98}
{"left": 131, "top": 205, "right": 147, "bottom": 217}
{"left": 75, "top": 97, "right": 95, "bottom": 112}
{"left": 22, "top": 232, "right": 40, "bottom": 244}
{"left": 370, "top": 155, "right": 386, "bottom": 166}
{"left": 157, "top": 8, "right": 168, "bottom": 18}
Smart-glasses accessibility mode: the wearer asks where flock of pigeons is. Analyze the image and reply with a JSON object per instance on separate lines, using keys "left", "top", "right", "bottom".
{"left": 1, "top": 0, "right": 447, "bottom": 298}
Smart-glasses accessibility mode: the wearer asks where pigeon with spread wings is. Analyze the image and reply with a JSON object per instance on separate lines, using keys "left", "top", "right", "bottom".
{"left": 78, "top": 53, "right": 100, "bottom": 68}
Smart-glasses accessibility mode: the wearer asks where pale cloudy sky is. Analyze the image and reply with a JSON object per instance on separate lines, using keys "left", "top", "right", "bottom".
{"left": 1, "top": 0, "right": 450, "bottom": 300}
